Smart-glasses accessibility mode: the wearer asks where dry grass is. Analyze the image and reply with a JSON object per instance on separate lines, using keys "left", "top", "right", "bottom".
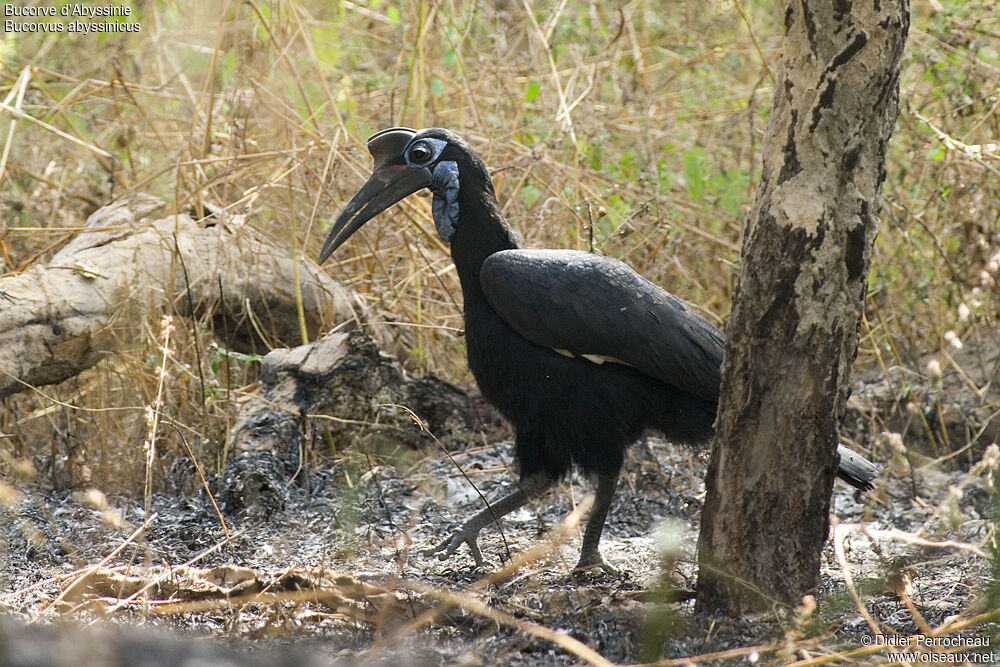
{"left": 1, "top": 0, "right": 999, "bottom": 662}
{"left": 2, "top": 0, "right": 996, "bottom": 491}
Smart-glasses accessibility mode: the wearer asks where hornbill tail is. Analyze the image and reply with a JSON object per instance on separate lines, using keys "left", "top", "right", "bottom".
{"left": 836, "top": 444, "right": 879, "bottom": 491}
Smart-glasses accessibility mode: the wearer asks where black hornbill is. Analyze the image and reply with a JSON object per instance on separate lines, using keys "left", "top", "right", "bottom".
{"left": 319, "top": 127, "right": 879, "bottom": 573}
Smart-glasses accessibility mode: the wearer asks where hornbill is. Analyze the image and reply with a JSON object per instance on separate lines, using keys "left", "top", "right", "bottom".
{"left": 319, "top": 127, "right": 879, "bottom": 573}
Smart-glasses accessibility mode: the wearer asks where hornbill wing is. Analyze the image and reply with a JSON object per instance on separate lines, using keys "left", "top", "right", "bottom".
{"left": 480, "top": 249, "right": 724, "bottom": 403}
{"left": 480, "top": 249, "right": 879, "bottom": 490}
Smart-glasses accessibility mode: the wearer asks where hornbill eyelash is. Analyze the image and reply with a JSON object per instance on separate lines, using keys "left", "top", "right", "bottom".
{"left": 409, "top": 143, "right": 432, "bottom": 164}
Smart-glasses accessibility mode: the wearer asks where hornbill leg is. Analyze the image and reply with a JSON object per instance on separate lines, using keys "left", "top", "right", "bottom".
{"left": 574, "top": 471, "right": 620, "bottom": 574}
{"left": 426, "top": 473, "right": 555, "bottom": 566}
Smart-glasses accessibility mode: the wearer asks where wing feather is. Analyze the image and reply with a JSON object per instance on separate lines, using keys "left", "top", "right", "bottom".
{"left": 480, "top": 249, "right": 724, "bottom": 402}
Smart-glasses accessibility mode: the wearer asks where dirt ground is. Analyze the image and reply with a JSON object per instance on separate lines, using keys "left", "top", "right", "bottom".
{"left": 1, "top": 346, "right": 998, "bottom": 666}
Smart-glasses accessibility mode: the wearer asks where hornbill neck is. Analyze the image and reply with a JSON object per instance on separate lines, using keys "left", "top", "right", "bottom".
{"left": 448, "top": 177, "right": 520, "bottom": 289}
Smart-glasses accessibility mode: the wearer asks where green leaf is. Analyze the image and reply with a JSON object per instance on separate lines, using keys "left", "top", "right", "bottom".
{"left": 525, "top": 79, "right": 540, "bottom": 103}
{"left": 521, "top": 184, "right": 540, "bottom": 208}
{"left": 587, "top": 142, "right": 603, "bottom": 171}
{"left": 682, "top": 147, "right": 706, "bottom": 202}
{"left": 719, "top": 171, "right": 749, "bottom": 216}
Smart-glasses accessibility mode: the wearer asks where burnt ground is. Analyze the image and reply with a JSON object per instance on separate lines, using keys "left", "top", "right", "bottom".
{"left": 1, "top": 347, "right": 998, "bottom": 666}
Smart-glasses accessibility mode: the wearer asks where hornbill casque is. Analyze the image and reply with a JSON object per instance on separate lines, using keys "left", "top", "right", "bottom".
{"left": 319, "top": 127, "right": 879, "bottom": 573}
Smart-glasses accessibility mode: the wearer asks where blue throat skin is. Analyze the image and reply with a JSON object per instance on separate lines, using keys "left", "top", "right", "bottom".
{"left": 429, "top": 160, "right": 460, "bottom": 242}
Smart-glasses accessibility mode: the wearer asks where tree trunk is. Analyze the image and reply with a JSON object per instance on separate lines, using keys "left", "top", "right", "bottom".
{"left": 696, "top": 0, "right": 909, "bottom": 614}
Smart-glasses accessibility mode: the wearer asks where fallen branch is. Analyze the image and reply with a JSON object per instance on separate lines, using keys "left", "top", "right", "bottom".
{"left": 0, "top": 194, "right": 359, "bottom": 399}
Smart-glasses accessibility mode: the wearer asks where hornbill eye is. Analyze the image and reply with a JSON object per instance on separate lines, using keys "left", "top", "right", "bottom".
{"left": 407, "top": 141, "right": 434, "bottom": 165}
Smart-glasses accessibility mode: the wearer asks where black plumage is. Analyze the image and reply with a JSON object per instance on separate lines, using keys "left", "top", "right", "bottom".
{"left": 319, "top": 127, "right": 879, "bottom": 572}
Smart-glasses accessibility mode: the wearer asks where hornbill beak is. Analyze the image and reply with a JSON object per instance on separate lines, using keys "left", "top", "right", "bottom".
{"left": 319, "top": 127, "right": 428, "bottom": 264}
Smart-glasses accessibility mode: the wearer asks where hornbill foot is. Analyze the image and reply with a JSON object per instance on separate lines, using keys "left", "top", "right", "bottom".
{"left": 573, "top": 552, "right": 619, "bottom": 576}
{"left": 425, "top": 527, "right": 485, "bottom": 566}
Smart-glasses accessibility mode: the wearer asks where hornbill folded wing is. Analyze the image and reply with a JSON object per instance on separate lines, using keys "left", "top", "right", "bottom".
{"left": 480, "top": 249, "right": 724, "bottom": 403}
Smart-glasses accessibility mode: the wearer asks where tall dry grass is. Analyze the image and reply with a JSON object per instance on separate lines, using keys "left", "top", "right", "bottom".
{"left": 0, "top": 0, "right": 997, "bottom": 493}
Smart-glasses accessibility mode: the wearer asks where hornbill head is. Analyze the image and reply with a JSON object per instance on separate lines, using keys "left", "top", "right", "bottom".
{"left": 319, "top": 127, "right": 487, "bottom": 264}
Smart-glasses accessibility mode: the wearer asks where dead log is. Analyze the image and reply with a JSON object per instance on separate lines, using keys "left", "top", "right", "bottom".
{"left": 217, "top": 330, "right": 499, "bottom": 516}
{"left": 0, "top": 194, "right": 358, "bottom": 399}
{"left": 231, "top": 330, "right": 487, "bottom": 454}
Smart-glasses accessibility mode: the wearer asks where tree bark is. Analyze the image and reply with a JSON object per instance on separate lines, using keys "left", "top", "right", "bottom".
{"left": 696, "top": 0, "right": 909, "bottom": 613}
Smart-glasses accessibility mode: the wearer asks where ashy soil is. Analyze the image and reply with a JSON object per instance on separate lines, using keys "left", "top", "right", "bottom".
{"left": 1, "top": 346, "right": 998, "bottom": 666}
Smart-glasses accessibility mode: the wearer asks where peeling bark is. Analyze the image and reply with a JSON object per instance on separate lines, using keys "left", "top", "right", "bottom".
{"left": 696, "top": 0, "right": 909, "bottom": 613}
